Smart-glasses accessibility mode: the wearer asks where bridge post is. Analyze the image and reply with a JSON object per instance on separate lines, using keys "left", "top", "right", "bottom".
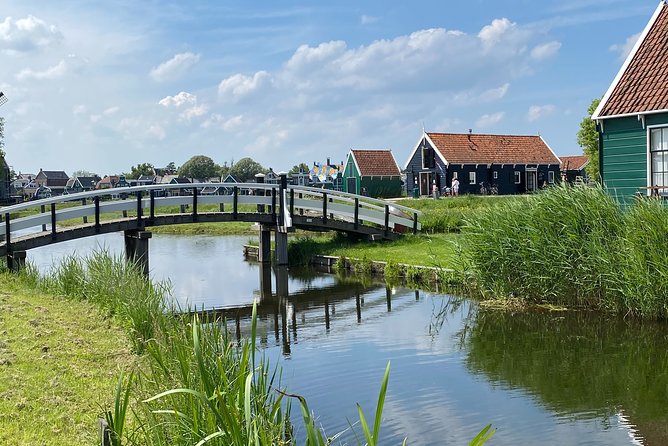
{"left": 82, "top": 198, "right": 88, "bottom": 224}
{"left": 124, "top": 230, "right": 152, "bottom": 276}
{"left": 275, "top": 231, "right": 288, "bottom": 266}
{"left": 259, "top": 263, "right": 272, "bottom": 299}
{"left": 278, "top": 172, "right": 288, "bottom": 227}
{"left": 255, "top": 173, "right": 265, "bottom": 213}
{"left": 6, "top": 250, "right": 26, "bottom": 273}
{"left": 258, "top": 225, "right": 271, "bottom": 263}
{"left": 40, "top": 205, "right": 47, "bottom": 231}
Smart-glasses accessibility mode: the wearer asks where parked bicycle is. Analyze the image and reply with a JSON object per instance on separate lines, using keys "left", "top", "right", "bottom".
{"left": 479, "top": 182, "right": 498, "bottom": 195}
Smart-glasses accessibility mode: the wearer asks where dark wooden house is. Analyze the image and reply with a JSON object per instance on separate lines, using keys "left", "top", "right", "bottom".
{"left": 404, "top": 131, "right": 561, "bottom": 196}
{"left": 0, "top": 157, "right": 10, "bottom": 203}
{"left": 560, "top": 155, "right": 589, "bottom": 184}
{"left": 34, "top": 169, "right": 69, "bottom": 196}
{"left": 592, "top": 2, "right": 668, "bottom": 202}
{"left": 65, "top": 175, "right": 101, "bottom": 193}
{"left": 343, "top": 149, "right": 402, "bottom": 198}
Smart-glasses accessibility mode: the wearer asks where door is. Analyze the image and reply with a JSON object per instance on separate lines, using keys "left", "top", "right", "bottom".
{"left": 347, "top": 177, "right": 357, "bottom": 194}
{"left": 420, "top": 172, "right": 433, "bottom": 196}
{"left": 526, "top": 169, "right": 537, "bottom": 192}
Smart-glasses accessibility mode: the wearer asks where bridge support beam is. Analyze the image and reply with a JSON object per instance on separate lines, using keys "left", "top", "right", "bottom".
{"left": 124, "top": 230, "right": 152, "bottom": 276}
{"left": 275, "top": 231, "right": 288, "bottom": 266}
{"left": 258, "top": 226, "right": 272, "bottom": 263}
{"left": 6, "top": 250, "right": 26, "bottom": 273}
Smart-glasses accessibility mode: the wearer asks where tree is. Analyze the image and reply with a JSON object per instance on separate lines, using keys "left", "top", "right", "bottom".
{"left": 178, "top": 155, "right": 220, "bottom": 180}
{"left": 228, "top": 157, "right": 267, "bottom": 182}
{"left": 165, "top": 161, "right": 177, "bottom": 175}
{"left": 289, "top": 163, "right": 310, "bottom": 174}
{"left": 577, "top": 98, "right": 601, "bottom": 181}
{"left": 125, "top": 163, "right": 154, "bottom": 180}
{"left": 72, "top": 170, "right": 97, "bottom": 178}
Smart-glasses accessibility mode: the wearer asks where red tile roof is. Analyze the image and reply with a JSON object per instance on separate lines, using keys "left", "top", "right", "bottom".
{"left": 351, "top": 149, "right": 400, "bottom": 176}
{"left": 560, "top": 155, "right": 589, "bottom": 171}
{"left": 596, "top": 2, "right": 668, "bottom": 118}
{"left": 426, "top": 133, "right": 560, "bottom": 165}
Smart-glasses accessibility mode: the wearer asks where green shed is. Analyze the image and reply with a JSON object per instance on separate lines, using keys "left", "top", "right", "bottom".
{"left": 343, "top": 149, "right": 402, "bottom": 198}
{"left": 593, "top": 1, "right": 668, "bottom": 203}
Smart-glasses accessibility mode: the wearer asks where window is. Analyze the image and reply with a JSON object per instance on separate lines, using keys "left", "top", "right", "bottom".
{"left": 422, "top": 145, "right": 435, "bottom": 169}
{"left": 514, "top": 171, "right": 521, "bottom": 184}
{"left": 548, "top": 171, "right": 555, "bottom": 184}
{"left": 469, "top": 171, "right": 476, "bottom": 185}
{"left": 452, "top": 172, "right": 458, "bottom": 180}
{"left": 493, "top": 171, "right": 498, "bottom": 180}
{"left": 651, "top": 127, "right": 668, "bottom": 188}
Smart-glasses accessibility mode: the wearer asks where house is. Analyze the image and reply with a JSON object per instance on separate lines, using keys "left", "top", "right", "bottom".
{"left": 65, "top": 175, "right": 101, "bottom": 194}
{"left": 34, "top": 169, "right": 69, "bottom": 196}
{"left": 310, "top": 158, "right": 344, "bottom": 191}
{"left": 96, "top": 175, "right": 120, "bottom": 190}
{"left": 220, "top": 174, "right": 239, "bottom": 195}
{"left": 404, "top": 131, "right": 561, "bottom": 196}
{"left": 560, "top": 155, "right": 589, "bottom": 184}
{"left": 168, "top": 176, "right": 192, "bottom": 196}
{"left": 591, "top": 1, "right": 668, "bottom": 202}
{"left": 291, "top": 168, "right": 310, "bottom": 187}
{"left": 343, "top": 149, "right": 402, "bottom": 198}
{"left": 12, "top": 173, "right": 35, "bottom": 193}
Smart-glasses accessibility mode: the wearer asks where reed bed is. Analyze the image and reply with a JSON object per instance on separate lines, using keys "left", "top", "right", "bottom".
{"left": 462, "top": 184, "right": 668, "bottom": 319}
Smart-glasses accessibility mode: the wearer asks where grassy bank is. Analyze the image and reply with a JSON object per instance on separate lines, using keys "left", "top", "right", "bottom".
{"left": 0, "top": 272, "right": 135, "bottom": 445}
{"left": 462, "top": 184, "right": 668, "bottom": 319}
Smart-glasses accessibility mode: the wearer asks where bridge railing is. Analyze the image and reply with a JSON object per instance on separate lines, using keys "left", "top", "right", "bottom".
{"left": 0, "top": 183, "right": 421, "bottom": 242}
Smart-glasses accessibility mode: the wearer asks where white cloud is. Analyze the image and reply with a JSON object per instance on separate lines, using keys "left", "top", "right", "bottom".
{"left": 149, "top": 52, "right": 200, "bottom": 82}
{"left": 180, "top": 104, "right": 209, "bottom": 121}
{"left": 481, "top": 83, "right": 510, "bottom": 101}
{"left": 200, "top": 113, "right": 245, "bottom": 131}
{"left": 453, "top": 83, "right": 510, "bottom": 104}
{"left": 478, "top": 18, "right": 514, "bottom": 48}
{"left": 0, "top": 15, "right": 62, "bottom": 54}
{"left": 610, "top": 32, "right": 640, "bottom": 61}
{"left": 159, "top": 91, "right": 197, "bottom": 107}
{"left": 147, "top": 125, "right": 166, "bottom": 140}
{"left": 475, "top": 112, "right": 505, "bottom": 128}
{"left": 218, "top": 71, "right": 271, "bottom": 101}
{"left": 16, "top": 60, "right": 67, "bottom": 81}
{"left": 527, "top": 104, "right": 555, "bottom": 122}
{"left": 360, "top": 15, "right": 378, "bottom": 25}
{"left": 103, "top": 106, "right": 119, "bottom": 115}
{"left": 530, "top": 41, "right": 561, "bottom": 60}
{"left": 73, "top": 105, "right": 87, "bottom": 115}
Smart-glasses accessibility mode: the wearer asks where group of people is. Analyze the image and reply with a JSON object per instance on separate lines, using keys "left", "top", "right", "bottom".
{"left": 432, "top": 178, "right": 459, "bottom": 198}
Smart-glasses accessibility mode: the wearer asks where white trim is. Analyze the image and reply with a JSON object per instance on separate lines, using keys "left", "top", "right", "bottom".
{"left": 347, "top": 150, "right": 362, "bottom": 178}
{"left": 468, "top": 171, "right": 476, "bottom": 185}
{"left": 596, "top": 108, "right": 668, "bottom": 121}
{"left": 548, "top": 170, "right": 555, "bottom": 184}
{"left": 592, "top": 1, "right": 665, "bottom": 120}
{"left": 539, "top": 135, "right": 562, "bottom": 166}
{"left": 493, "top": 170, "right": 498, "bottom": 180}
{"left": 514, "top": 171, "right": 521, "bottom": 184}
{"left": 645, "top": 123, "right": 668, "bottom": 194}
{"left": 526, "top": 168, "right": 538, "bottom": 192}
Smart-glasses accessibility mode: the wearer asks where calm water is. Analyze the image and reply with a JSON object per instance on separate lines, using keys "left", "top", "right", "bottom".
{"left": 27, "top": 234, "right": 668, "bottom": 445}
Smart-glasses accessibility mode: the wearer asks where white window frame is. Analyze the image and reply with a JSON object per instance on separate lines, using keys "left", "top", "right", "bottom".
{"left": 548, "top": 171, "right": 555, "bottom": 184}
{"left": 452, "top": 172, "right": 458, "bottom": 180}
{"left": 469, "top": 171, "right": 476, "bottom": 185}
{"left": 493, "top": 171, "right": 498, "bottom": 180}
{"left": 648, "top": 125, "right": 668, "bottom": 195}
{"left": 514, "top": 171, "right": 521, "bottom": 184}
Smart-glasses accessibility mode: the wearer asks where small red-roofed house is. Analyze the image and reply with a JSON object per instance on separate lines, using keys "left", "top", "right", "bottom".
{"left": 343, "top": 149, "right": 402, "bottom": 198}
{"left": 560, "top": 155, "right": 589, "bottom": 184}
{"left": 404, "top": 131, "right": 561, "bottom": 196}
{"left": 592, "top": 1, "right": 668, "bottom": 202}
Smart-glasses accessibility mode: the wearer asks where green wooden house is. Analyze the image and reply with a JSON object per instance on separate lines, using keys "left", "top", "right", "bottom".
{"left": 343, "top": 149, "right": 402, "bottom": 198}
{"left": 593, "top": 1, "right": 668, "bottom": 202}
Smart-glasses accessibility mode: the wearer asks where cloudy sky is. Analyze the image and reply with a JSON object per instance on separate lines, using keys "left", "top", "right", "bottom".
{"left": 0, "top": 0, "right": 657, "bottom": 175}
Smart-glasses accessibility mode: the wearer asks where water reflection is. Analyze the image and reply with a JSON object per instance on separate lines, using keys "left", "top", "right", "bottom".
{"left": 463, "top": 309, "right": 668, "bottom": 445}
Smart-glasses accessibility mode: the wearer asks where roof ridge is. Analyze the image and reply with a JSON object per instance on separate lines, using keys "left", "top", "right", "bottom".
{"left": 426, "top": 131, "right": 541, "bottom": 138}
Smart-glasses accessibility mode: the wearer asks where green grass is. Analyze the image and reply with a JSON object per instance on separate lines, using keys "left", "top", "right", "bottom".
{"left": 0, "top": 272, "right": 135, "bottom": 446}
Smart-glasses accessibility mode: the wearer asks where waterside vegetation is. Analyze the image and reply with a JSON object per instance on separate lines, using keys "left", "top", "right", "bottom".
{"left": 2, "top": 253, "right": 493, "bottom": 445}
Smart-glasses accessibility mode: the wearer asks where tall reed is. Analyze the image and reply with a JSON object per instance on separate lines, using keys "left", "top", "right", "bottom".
{"left": 463, "top": 184, "right": 668, "bottom": 319}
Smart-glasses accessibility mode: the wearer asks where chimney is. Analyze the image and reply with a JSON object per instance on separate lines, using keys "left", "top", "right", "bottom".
{"left": 327, "top": 157, "right": 331, "bottom": 166}
{"left": 467, "top": 129, "right": 472, "bottom": 141}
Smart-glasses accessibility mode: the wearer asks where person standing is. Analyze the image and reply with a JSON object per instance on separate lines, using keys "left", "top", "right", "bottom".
{"left": 452, "top": 177, "right": 460, "bottom": 196}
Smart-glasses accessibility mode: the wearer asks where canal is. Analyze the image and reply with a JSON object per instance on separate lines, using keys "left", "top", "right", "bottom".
{"left": 27, "top": 233, "right": 668, "bottom": 445}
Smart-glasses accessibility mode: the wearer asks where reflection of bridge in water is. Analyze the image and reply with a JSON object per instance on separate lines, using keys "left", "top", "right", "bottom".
{"left": 194, "top": 264, "right": 421, "bottom": 356}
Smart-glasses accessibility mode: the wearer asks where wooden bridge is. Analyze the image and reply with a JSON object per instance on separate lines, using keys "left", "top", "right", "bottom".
{"left": 0, "top": 174, "right": 421, "bottom": 270}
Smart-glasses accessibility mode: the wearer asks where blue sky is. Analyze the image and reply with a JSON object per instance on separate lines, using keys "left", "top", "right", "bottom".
{"left": 0, "top": 0, "right": 658, "bottom": 175}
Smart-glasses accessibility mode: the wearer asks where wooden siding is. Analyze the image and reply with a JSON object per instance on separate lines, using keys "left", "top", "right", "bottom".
{"left": 600, "top": 116, "right": 648, "bottom": 203}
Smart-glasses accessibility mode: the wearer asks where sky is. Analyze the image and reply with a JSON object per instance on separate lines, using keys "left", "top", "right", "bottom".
{"left": 0, "top": 0, "right": 659, "bottom": 176}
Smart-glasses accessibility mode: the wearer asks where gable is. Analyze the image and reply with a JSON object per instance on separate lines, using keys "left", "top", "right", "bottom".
{"left": 594, "top": 2, "right": 668, "bottom": 119}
